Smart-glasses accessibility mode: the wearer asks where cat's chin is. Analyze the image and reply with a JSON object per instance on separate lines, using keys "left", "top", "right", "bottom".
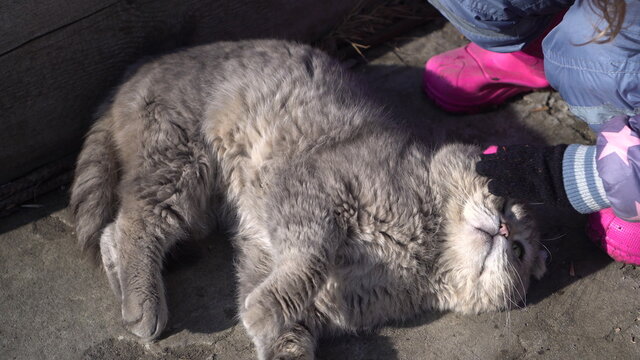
{"left": 437, "top": 194, "right": 545, "bottom": 314}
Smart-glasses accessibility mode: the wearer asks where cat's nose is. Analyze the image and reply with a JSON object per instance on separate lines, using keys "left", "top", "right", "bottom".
{"left": 499, "top": 223, "right": 509, "bottom": 238}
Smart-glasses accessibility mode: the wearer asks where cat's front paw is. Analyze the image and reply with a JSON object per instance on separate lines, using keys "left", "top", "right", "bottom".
{"left": 271, "top": 325, "right": 315, "bottom": 360}
{"left": 242, "top": 286, "right": 284, "bottom": 341}
{"left": 121, "top": 287, "right": 168, "bottom": 340}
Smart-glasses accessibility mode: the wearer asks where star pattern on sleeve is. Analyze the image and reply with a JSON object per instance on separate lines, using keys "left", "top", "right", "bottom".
{"left": 598, "top": 125, "right": 640, "bottom": 166}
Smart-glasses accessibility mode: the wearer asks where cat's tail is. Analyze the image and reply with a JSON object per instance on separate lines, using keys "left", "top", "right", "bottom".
{"left": 70, "top": 111, "right": 119, "bottom": 262}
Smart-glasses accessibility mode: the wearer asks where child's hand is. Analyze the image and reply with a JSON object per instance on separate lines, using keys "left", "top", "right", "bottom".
{"left": 476, "top": 144, "right": 573, "bottom": 209}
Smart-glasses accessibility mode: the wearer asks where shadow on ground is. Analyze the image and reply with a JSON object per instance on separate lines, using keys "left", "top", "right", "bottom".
{"left": 162, "top": 232, "right": 239, "bottom": 337}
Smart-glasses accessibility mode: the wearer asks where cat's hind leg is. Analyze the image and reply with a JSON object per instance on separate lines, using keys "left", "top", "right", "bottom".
{"left": 104, "top": 103, "right": 214, "bottom": 340}
{"left": 108, "top": 157, "right": 213, "bottom": 339}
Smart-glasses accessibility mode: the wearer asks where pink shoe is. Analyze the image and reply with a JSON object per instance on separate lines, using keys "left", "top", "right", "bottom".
{"left": 423, "top": 43, "right": 549, "bottom": 113}
{"left": 586, "top": 208, "right": 640, "bottom": 265}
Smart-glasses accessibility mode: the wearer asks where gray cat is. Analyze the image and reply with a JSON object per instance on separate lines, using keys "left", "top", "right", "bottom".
{"left": 70, "top": 39, "right": 547, "bottom": 359}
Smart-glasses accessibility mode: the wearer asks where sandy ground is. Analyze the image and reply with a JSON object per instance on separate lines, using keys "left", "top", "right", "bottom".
{"left": 2, "top": 20, "right": 640, "bottom": 360}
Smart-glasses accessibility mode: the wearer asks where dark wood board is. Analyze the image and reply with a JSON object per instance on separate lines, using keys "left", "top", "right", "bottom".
{"left": 0, "top": 0, "right": 359, "bottom": 186}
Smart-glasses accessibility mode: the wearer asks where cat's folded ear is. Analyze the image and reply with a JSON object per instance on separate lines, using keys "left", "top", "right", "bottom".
{"left": 532, "top": 249, "right": 548, "bottom": 280}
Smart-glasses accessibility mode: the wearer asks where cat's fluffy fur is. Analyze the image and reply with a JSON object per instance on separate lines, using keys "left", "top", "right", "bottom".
{"left": 70, "top": 40, "right": 546, "bottom": 359}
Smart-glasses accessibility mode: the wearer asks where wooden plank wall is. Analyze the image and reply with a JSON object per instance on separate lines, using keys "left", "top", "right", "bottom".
{"left": 0, "top": 0, "right": 359, "bottom": 185}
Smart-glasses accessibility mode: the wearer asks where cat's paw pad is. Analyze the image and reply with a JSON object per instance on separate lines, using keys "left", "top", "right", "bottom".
{"left": 242, "top": 288, "right": 283, "bottom": 339}
{"left": 121, "top": 291, "right": 168, "bottom": 340}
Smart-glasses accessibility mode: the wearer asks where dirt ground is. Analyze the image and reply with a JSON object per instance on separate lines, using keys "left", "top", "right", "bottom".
{"left": 2, "top": 20, "right": 640, "bottom": 360}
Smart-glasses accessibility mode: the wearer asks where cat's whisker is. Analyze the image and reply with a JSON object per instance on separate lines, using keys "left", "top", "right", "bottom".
{"left": 541, "top": 233, "right": 566, "bottom": 241}
{"left": 501, "top": 274, "right": 515, "bottom": 338}
{"left": 499, "top": 261, "right": 522, "bottom": 313}
{"left": 534, "top": 239, "right": 554, "bottom": 265}
{"left": 514, "top": 264, "right": 526, "bottom": 304}
{"left": 507, "top": 281, "right": 523, "bottom": 309}
{"left": 509, "top": 262, "right": 527, "bottom": 307}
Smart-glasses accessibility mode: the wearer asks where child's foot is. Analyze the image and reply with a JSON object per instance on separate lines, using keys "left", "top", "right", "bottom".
{"left": 423, "top": 43, "right": 549, "bottom": 113}
{"left": 587, "top": 208, "right": 640, "bottom": 265}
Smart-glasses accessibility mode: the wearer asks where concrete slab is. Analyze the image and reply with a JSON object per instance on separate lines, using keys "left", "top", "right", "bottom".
{"left": 2, "top": 20, "right": 639, "bottom": 360}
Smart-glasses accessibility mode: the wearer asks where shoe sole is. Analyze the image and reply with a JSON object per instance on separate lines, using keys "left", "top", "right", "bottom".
{"left": 422, "top": 78, "right": 536, "bottom": 113}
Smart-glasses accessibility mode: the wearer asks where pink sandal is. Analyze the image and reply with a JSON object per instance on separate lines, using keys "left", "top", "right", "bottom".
{"left": 587, "top": 208, "right": 640, "bottom": 265}
{"left": 423, "top": 43, "right": 549, "bottom": 113}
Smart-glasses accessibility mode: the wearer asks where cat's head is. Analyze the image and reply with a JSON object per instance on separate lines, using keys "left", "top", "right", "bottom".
{"left": 429, "top": 144, "right": 547, "bottom": 314}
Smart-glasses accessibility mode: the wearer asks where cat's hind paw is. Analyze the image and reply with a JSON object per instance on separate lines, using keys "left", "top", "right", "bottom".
{"left": 121, "top": 287, "right": 168, "bottom": 340}
{"left": 101, "top": 222, "right": 168, "bottom": 340}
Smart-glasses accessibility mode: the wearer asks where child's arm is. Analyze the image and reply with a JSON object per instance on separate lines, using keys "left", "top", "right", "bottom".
{"left": 594, "top": 115, "right": 640, "bottom": 221}
{"left": 476, "top": 114, "right": 640, "bottom": 222}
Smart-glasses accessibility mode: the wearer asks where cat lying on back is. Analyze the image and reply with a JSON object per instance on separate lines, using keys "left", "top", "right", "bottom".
{"left": 71, "top": 39, "right": 547, "bottom": 359}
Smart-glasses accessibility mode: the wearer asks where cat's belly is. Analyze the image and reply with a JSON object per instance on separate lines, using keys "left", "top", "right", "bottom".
{"left": 205, "top": 107, "right": 305, "bottom": 203}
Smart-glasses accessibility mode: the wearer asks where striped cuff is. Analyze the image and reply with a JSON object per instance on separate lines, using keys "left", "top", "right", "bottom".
{"left": 562, "top": 144, "right": 611, "bottom": 214}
